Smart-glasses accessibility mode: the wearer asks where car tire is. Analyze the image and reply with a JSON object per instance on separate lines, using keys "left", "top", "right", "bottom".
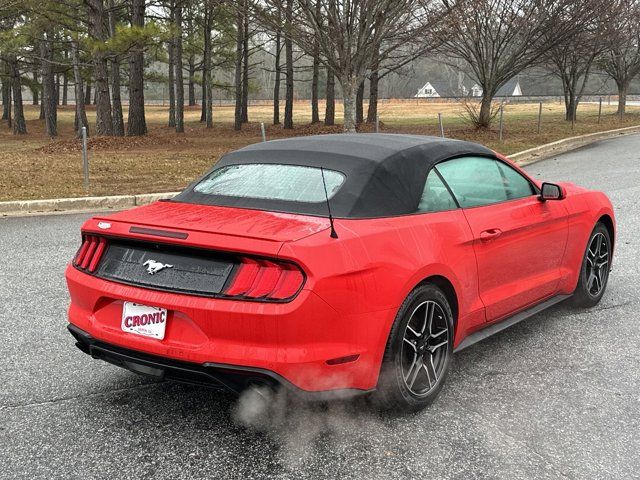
{"left": 571, "top": 222, "right": 611, "bottom": 308}
{"left": 373, "top": 283, "right": 454, "bottom": 412}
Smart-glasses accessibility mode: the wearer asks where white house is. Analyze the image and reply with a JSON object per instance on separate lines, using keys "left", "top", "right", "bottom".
{"left": 415, "top": 81, "right": 467, "bottom": 98}
{"left": 415, "top": 82, "right": 440, "bottom": 98}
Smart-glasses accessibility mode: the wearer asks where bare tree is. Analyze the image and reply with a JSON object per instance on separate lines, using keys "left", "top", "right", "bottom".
{"left": 241, "top": 0, "right": 250, "bottom": 123}
{"left": 273, "top": 21, "right": 282, "bottom": 124}
{"left": 438, "top": 0, "right": 591, "bottom": 128}
{"left": 234, "top": 6, "right": 243, "bottom": 130}
{"left": 283, "top": 0, "right": 293, "bottom": 129}
{"left": 546, "top": 0, "right": 608, "bottom": 121}
{"left": 256, "top": 0, "right": 438, "bottom": 132}
{"left": 601, "top": 0, "right": 640, "bottom": 116}
{"left": 324, "top": 66, "right": 334, "bottom": 125}
{"left": 310, "top": 0, "right": 320, "bottom": 123}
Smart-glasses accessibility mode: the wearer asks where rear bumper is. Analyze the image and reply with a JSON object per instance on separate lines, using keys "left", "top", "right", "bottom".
{"left": 68, "top": 324, "right": 372, "bottom": 400}
{"left": 66, "top": 264, "right": 391, "bottom": 393}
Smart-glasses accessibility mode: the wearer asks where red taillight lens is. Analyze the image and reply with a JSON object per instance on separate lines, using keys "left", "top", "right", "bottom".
{"left": 223, "top": 257, "right": 304, "bottom": 301}
{"left": 73, "top": 235, "right": 107, "bottom": 272}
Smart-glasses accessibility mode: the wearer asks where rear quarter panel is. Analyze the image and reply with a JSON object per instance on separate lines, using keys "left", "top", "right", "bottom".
{"left": 278, "top": 210, "right": 486, "bottom": 353}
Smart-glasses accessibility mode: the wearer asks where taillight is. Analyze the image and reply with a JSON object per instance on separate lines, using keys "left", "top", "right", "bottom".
{"left": 73, "top": 235, "right": 107, "bottom": 273}
{"left": 223, "top": 257, "right": 304, "bottom": 301}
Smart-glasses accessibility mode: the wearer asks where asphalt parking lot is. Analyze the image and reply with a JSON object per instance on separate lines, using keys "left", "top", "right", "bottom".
{"left": 1, "top": 135, "right": 639, "bottom": 479}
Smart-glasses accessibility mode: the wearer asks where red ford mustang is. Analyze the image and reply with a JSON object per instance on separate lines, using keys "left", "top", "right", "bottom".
{"left": 66, "top": 134, "right": 615, "bottom": 411}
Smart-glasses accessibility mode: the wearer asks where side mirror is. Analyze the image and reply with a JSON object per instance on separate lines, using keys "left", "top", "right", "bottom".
{"left": 539, "top": 182, "right": 565, "bottom": 201}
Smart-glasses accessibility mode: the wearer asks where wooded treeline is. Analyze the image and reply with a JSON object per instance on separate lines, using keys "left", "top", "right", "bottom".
{"left": 1, "top": 0, "right": 640, "bottom": 137}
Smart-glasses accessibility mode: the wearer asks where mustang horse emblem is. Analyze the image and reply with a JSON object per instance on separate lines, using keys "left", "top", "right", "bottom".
{"left": 143, "top": 259, "right": 173, "bottom": 275}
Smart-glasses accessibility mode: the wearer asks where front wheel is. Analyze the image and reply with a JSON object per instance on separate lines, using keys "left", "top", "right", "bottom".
{"left": 374, "top": 284, "right": 454, "bottom": 412}
{"left": 572, "top": 222, "right": 611, "bottom": 308}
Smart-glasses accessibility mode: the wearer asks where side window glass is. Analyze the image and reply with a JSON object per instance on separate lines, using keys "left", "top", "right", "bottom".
{"left": 418, "top": 171, "right": 458, "bottom": 212}
{"left": 494, "top": 161, "right": 535, "bottom": 199}
{"left": 435, "top": 156, "right": 532, "bottom": 208}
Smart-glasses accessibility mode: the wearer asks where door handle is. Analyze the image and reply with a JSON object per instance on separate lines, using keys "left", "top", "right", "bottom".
{"left": 479, "top": 228, "right": 502, "bottom": 242}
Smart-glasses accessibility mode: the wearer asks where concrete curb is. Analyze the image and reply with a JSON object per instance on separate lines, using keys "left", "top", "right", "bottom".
{"left": 509, "top": 124, "right": 640, "bottom": 166}
{"left": 2, "top": 124, "right": 639, "bottom": 217}
{"left": 0, "top": 191, "right": 180, "bottom": 217}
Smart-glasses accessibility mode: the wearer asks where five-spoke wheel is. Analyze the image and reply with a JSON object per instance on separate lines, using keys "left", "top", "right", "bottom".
{"left": 573, "top": 222, "right": 611, "bottom": 307}
{"left": 585, "top": 232, "right": 609, "bottom": 297}
{"left": 401, "top": 301, "right": 449, "bottom": 397}
{"left": 375, "top": 283, "right": 453, "bottom": 411}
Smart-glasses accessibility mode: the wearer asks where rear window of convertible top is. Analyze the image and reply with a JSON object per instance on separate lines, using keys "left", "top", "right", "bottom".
{"left": 193, "top": 164, "right": 346, "bottom": 203}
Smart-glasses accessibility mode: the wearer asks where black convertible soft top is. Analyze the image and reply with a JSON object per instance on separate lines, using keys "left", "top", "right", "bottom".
{"left": 173, "top": 134, "right": 495, "bottom": 218}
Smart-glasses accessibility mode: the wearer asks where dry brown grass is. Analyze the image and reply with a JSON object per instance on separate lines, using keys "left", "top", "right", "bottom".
{"left": 0, "top": 100, "right": 638, "bottom": 201}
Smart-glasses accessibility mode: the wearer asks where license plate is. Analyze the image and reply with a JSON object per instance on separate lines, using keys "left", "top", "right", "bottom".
{"left": 121, "top": 302, "right": 168, "bottom": 340}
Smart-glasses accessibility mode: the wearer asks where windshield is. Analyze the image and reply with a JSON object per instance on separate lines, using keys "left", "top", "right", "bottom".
{"left": 193, "top": 164, "right": 346, "bottom": 203}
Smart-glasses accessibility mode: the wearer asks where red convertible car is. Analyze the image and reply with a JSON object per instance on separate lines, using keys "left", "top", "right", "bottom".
{"left": 66, "top": 134, "right": 614, "bottom": 411}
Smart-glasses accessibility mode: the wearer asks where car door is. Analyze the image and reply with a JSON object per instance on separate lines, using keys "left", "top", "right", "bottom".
{"left": 435, "top": 156, "right": 568, "bottom": 322}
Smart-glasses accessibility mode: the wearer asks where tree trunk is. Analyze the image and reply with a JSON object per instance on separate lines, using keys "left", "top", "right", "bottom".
{"left": 233, "top": 7, "right": 243, "bottom": 131}
{"left": 310, "top": 0, "right": 320, "bottom": 124}
{"left": 283, "top": 0, "right": 293, "bottom": 130}
{"left": 108, "top": 0, "right": 124, "bottom": 136}
{"left": 127, "top": 0, "right": 147, "bottom": 136}
{"left": 62, "top": 73, "right": 68, "bottom": 105}
{"left": 9, "top": 57, "right": 27, "bottom": 135}
{"left": 241, "top": 1, "right": 249, "bottom": 123}
{"left": 341, "top": 75, "right": 358, "bottom": 133}
{"left": 174, "top": 0, "right": 184, "bottom": 133}
{"left": 366, "top": 59, "right": 379, "bottom": 124}
{"left": 273, "top": 29, "right": 281, "bottom": 125}
{"left": 355, "top": 79, "right": 364, "bottom": 125}
{"left": 72, "top": 40, "right": 89, "bottom": 137}
{"left": 188, "top": 54, "right": 196, "bottom": 106}
{"left": 324, "top": 67, "right": 335, "bottom": 126}
{"left": 478, "top": 91, "right": 493, "bottom": 129}
{"left": 168, "top": 34, "right": 176, "bottom": 127}
{"left": 202, "top": 1, "right": 213, "bottom": 128}
{"left": 1, "top": 72, "right": 9, "bottom": 120}
{"left": 62, "top": 50, "right": 69, "bottom": 105}
{"left": 88, "top": 0, "right": 114, "bottom": 136}
{"left": 55, "top": 74, "right": 60, "bottom": 105}
{"left": 41, "top": 32, "right": 57, "bottom": 137}
{"left": 84, "top": 80, "right": 92, "bottom": 106}
{"left": 32, "top": 69, "right": 39, "bottom": 105}
{"left": 5, "top": 78, "right": 11, "bottom": 128}
{"left": 200, "top": 4, "right": 207, "bottom": 123}
{"left": 617, "top": 80, "right": 628, "bottom": 116}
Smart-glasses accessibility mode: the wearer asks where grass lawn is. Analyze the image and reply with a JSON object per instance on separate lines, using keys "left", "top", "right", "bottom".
{"left": 1, "top": 99, "right": 638, "bottom": 202}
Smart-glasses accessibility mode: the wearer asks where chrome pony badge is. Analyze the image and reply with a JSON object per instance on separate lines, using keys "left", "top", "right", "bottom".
{"left": 97, "top": 222, "right": 111, "bottom": 230}
{"left": 143, "top": 259, "right": 173, "bottom": 275}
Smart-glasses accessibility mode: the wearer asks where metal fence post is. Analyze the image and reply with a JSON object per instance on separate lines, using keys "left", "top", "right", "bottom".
{"left": 260, "top": 122, "right": 266, "bottom": 142}
{"left": 598, "top": 97, "right": 602, "bottom": 124}
{"left": 82, "top": 126, "right": 89, "bottom": 192}
{"left": 537, "top": 101, "right": 542, "bottom": 134}
{"left": 438, "top": 112, "right": 444, "bottom": 138}
{"left": 498, "top": 105, "right": 504, "bottom": 142}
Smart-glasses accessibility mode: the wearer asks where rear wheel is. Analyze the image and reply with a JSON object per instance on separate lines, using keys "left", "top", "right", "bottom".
{"left": 572, "top": 222, "right": 611, "bottom": 308}
{"left": 374, "top": 284, "right": 454, "bottom": 412}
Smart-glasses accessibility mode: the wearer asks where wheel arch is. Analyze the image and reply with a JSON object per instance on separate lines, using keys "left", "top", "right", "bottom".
{"left": 598, "top": 214, "right": 615, "bottom": 253}
{"left": 416, "top": 275, "right": 459, "bottom": 332}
